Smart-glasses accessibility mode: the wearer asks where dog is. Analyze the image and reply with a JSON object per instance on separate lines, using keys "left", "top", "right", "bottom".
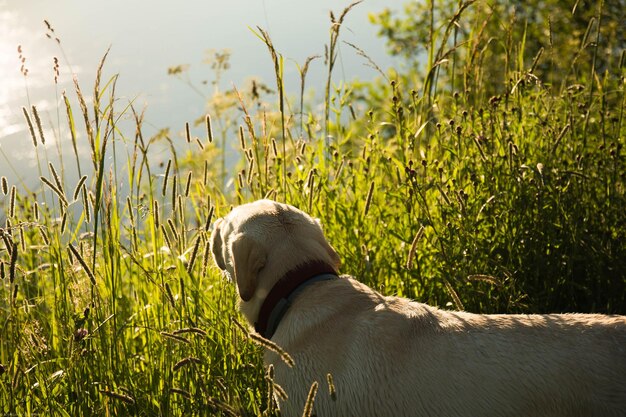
{"left": 210, "top": 199, "right": 626, "bottom": 417}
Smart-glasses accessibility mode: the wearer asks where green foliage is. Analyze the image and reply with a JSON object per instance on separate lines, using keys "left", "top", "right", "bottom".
{"left": 371, "top": 0, "right": 626, "bottom": 95}
{"left": 1, "top": 0, "right": 625, "bottom": 415}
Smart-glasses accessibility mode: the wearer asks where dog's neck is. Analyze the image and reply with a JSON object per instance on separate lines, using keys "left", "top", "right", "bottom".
{"left": 254, "top": 260, "right": 338, "bottom": 339}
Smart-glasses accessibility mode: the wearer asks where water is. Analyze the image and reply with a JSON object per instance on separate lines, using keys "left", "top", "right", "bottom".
{"left": 0, "top": 0, "right": 399, "bottom": 190}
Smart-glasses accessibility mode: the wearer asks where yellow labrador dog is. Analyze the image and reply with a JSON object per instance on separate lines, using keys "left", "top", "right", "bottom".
{"left": 210, "top": 199, "right": 626, "bottom": 417}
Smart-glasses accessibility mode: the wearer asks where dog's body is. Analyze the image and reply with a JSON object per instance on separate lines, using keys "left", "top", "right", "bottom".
{"left": 211, "top": 199, "right": 626, "bottom": 417}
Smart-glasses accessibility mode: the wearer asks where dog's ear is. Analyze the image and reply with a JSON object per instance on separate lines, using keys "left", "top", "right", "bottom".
{"left": 323, "top": 240, "right": 341, "bottom": 270}
{"left": 230, "top": 233, "right": 266, "bottom": 302}
{"left": 314, "top": 218, "right": 342, "bottom": 270}
{"left": 210, "top": 218, "right": 227, "bottom": 270}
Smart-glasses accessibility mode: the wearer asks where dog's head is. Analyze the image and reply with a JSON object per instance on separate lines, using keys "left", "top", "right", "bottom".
{"left": 210, "top": 199, "right": 340, "bottom": 319}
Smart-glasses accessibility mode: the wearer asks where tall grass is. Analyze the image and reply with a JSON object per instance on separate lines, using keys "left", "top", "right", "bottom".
{"left": 1, "top": 49, "right": 266, "bottom": 417}
{"left": 1, "top": 1, "right": 625, "bottom": 415}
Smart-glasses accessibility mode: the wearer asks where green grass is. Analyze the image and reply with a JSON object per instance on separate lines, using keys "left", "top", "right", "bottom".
{"left": 1, "top": 1, "right": 625, "bottom": 415}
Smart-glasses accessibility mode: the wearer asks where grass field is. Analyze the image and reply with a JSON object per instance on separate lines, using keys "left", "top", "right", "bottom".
{"left": 1, "top": 1, "right": 625, "bottom": 415}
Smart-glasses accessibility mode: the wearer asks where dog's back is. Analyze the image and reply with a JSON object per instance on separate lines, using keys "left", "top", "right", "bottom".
{"left": 269, "top": 277, "right": 626, "bottom": 417}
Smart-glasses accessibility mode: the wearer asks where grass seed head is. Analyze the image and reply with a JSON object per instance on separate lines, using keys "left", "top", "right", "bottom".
{"left": 22, "top": 107, "right": 37, "bottom": 147}
{"left": 160, "top": 331, "right": 190, "bottom": 344}
{"left": 249, "top": 333, "right": 295, "bottom": 368}
{"left": 152, "top": 200, "right": 160, "bottom": 230}
{"left": 73, "top": 175, "right": 88, "bottom": 201}
{"left": 327, "top": 373, "right": 337, "bottom": 401}
{"left": 32, "top": 106, "right": 46, "bottom": 145}
{"left": 173, "top": 356, "right": 202, "bottom": 371}
{"left": 68, "top": 243, "right": 96, "bottom": 286}
{"left": 302, "top": 381, "right": 319, "bottom": 417}
{"left": 162, "top": 159, "right": 172, "bottom": 197}
{"left": 172, "top": 327, "right": 207, "bottom": 337}
{"left": 9, "top": 186, "right": 16, "bottom": 218}
{"left": 99, "top": 390, "right": 135, "bottom": 405}
{"left": 170, "top": 387, "right": 192, "bottom": 400}
{"left": 406, "top": 225, "right": 425, "bottom": 269}
{"left": 205, "top": 114, "right": 213, "bottom": 143}
{"left": 184, "top": 170, "right": 192, "bottom": 197}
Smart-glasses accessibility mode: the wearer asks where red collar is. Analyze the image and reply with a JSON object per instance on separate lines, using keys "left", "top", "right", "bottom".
{"left": 254, "top": 260, "right": 338, "bottom": 339}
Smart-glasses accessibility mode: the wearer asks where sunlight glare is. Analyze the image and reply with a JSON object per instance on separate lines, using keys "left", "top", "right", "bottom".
{"left": 0, "top": 11, "right": 23, "bottom": 107}
{"left": 0, "top": 9, "right": 27, "bottom": 139}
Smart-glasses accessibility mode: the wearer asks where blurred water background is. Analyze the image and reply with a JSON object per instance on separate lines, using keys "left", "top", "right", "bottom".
{"left": 0, "top": 0, "right": 397, "bottom": 189}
